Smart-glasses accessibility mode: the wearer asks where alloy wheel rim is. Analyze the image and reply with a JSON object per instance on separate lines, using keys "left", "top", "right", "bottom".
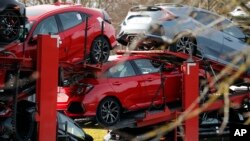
{"left": 101, "top": 100, "right": 119, "bottom": 124}
{"left": 93, "top": 39, "right": 109, "bottom": 62}
{"left": 176, "top": 36, "right": 194, "bottom": 54}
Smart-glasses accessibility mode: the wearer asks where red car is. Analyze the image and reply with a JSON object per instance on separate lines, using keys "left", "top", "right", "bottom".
{"left": 0, "top": 3, "right": 116, "bottom": 98}
{"left": 0, "top": 3, "right": 117, "bottom": 64}
{"left": 57, "top": 55, "right": 208, "bottom": 126}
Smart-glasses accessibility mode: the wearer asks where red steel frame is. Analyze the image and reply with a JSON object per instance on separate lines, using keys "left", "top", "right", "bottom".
{"left": 135, "top": 60, "right": 199, "bottom": 141}
{"left": 35, "top": 34, "right": 59, "bottom": 141}
{"left": 117, "top": 49, "right": 250, "bottom": 140}
{"left": 182, "top": 61, "right": 199, "bottom": 141}
{"left": 17, "top": 41, "right": 249, "bottom": 141}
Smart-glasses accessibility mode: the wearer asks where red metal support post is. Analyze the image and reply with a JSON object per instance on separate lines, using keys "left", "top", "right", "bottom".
{"left": 182, "top": 61, "right": 199, "bottom": 141}
{"left": 36, "top": 34, "right": 60, "bottom": 141}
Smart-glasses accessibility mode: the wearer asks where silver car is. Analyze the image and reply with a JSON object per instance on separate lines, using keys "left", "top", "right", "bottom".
{"left": 117, "top": 5, "right": 168, "bottom": 46}
{"left": 119, "top": 3, "right": 250, "bottom": 67}
{"left": 117, "top": 4, "right": 190, "bottom": 47}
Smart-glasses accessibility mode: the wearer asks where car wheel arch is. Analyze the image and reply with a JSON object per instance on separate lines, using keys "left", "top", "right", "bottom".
{"left": 97, "top": 96, "right": 123, "bottom": 112}
{"left": 96, "top": 96, "right": 123, "bottom": 126}
{"left": 92, "top": 34, "right": 112, "bottom": 49}
{"left": 171, "top": 30, "right": 198, "bottom": 55}
{"left": 173, "top": 30, "right": 196, "bottom": 44}
{"left": 89, "top": 35, "right": 111, "bottom": 63}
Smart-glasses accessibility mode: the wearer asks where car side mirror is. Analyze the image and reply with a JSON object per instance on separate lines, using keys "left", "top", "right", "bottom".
{"left": 29, "top": 36, "right": 38, "bottom": 45}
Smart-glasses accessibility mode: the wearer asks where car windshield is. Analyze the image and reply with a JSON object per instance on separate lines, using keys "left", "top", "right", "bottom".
{"left": 57, "top": 112, "right": 86, "bottom": 140}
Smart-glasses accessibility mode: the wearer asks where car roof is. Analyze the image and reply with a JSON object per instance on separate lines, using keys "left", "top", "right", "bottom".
{"left": 26, "top": 4, "right": 81, "bottom": 17}
{"left": 108, "top": 55, "right": 152, "bottom": 62}
{"left": 101, "top": 55, "right": 153, "bottom": 69}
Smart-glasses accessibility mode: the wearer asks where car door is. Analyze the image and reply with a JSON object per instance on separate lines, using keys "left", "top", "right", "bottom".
{"left": 133, "top": 59, "right": 183, "bottom": 106}
{"left": 190, "top": 11, "right": 224, "bottom": 62}
{"left": 107, "top": 61, "right": 145, "bottom": 110}
{"left": 32, "top": 15, "right": 66, "bottom": 60}
{"left": 57, "top": 12, "right": 87, "bottom": 63}
{"left": 219, "top": 20, "right": 247, "bottom": 66}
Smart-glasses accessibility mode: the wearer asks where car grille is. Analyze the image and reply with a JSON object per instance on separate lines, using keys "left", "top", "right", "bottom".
{"left": 67, "top": 102, "right": 84, "bottom": 114}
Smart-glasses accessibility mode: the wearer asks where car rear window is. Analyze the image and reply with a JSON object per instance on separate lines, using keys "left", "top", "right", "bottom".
{"left": 190, "top": 11, "right": 219, "bottom": 25}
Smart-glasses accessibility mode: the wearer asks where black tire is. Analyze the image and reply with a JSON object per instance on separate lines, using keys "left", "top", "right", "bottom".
{"left": 96, "top": 97, "right": 121, "bottom": 126}
{"left": 0, "top": 11, "right": 21, "bottom": 43}
{"left": 85, "top": 134, "right": 94, "bottom": 141}
{"left": 90, "top": 36, "right": 110, "bottom": 64}
{"left": 171, "top": 34, "right": 197, "bottom": 56}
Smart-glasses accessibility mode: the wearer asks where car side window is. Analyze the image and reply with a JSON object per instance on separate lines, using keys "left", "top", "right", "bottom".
{"left": 190, "top": 11, "right": 218, "bottom": 25}
{"left": 33, "top": 16, "right": 58, "bottom": 36}
{"left": 58, "top": 12, "right": 83, "bottom": 30}
{"left": 220, "top": 20, "right": 245, "bottom": 39}
{"left": 107, "top": 62, "right": 136, "bottom": 78}
{"left": 134, "top": 59, "right": 161, "bottom": 74}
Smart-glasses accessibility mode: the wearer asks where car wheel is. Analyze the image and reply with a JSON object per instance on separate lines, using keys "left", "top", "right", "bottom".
{"left": 90, "top": 37, "right": 110, "bottom": 64}
{"left": 172, "top": 35, "right": 197, "bottom": 56}
{"left": 0, "top": 11, "right": 21, "bottom": 43}
{"left": 96, "top": 97, "right": 121, "bottom": 126}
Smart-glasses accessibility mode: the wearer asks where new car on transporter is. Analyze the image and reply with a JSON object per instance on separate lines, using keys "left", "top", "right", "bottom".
{"left": 0, "top": 3, "right": 117, "bottom": 63}
{"left": 56, "top": 55, "right": 209, "bottom": 126}
{"left": 0, "top": 3, "right": 117, "bottom": 98}
{"left": 117, "top": 3, "right": 250, "bottom": 67}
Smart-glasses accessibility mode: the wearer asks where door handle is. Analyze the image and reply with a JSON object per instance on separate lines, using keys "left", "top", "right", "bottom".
{"left": 112, "top": 82, "right": 121, "bottom": 85}
{"left": 146, "top": 78, "right": 153, "bottom": 82}
{"left": 224, "top": 37, "right": 232, "bottom": 42}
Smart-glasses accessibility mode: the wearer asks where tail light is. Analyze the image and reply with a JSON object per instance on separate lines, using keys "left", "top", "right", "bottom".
{"left": 84, "top": 84, "right": 93, "bottom": 94}
{"left": 57, "top": 87, "right": 69, "bottom": 103}
{"left": 75, "top": 83, "right": 93, "bottom": 95}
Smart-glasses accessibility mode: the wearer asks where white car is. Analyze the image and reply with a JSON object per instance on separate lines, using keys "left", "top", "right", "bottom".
{"left": 229, "top": 6, "right": 250, "bottom": 18}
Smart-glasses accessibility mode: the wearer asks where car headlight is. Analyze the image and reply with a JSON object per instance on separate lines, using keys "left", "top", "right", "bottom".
{"left": 57, "top": 92, "right": 69, "bottom": 103}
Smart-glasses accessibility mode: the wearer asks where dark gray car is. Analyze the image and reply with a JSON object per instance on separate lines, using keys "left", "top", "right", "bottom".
{"left": 118, "top": 3, "right": 250, "bottom": 68}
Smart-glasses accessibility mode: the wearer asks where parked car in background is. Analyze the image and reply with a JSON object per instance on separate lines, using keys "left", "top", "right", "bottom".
{"left": 229, "top": 6, "right": 250, "bottom": 18}
{"left": 0, "top": 0, "right": 26, "bottom": 43}
{"left": 57, "top": 55, "right": 209, "bottom": 126}
{"left": 0, "top": 3, "right": 117, "bottom": 63}
{"left": 57, "top": 112, "right": 93, "bottom": 141}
